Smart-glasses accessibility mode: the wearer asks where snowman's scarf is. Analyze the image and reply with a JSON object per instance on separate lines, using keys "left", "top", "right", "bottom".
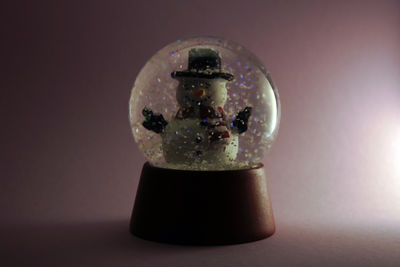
{"left": 176, "top": 105, "right": 230, "bottom": 142}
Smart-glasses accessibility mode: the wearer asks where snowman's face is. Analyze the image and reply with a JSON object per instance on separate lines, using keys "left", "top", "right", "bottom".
{"left": 176, "top": 77, "right": 228, "bottom": 108}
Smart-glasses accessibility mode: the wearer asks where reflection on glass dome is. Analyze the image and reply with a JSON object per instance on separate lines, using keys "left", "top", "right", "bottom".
{"left": 129, "top": 36, "right": 280, "bottom": 170}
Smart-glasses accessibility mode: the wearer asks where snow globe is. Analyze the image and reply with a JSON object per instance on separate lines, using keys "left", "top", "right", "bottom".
{"left": 129, "top": 36, "right": 280, "bottom": 245}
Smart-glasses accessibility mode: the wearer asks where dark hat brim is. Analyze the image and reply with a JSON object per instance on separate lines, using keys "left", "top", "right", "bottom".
{"left": 171, "top": 70, "right": 234, "bottom": 81}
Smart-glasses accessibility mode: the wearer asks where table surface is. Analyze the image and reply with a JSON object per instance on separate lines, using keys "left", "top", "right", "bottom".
{"left": 2, "top": 219, "right": 400, "bottom": 267}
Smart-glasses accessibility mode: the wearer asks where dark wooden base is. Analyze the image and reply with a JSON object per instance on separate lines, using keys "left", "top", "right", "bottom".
{"left": 130, "top": 162, "right": 275, "bottom": 245}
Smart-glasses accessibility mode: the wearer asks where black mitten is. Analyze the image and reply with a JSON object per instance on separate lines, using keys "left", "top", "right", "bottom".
{"left": 142, "top": 107, "right": 168, "bottom": 134}
{"left": 233, "top": 106, "right": 252, "bottom": 134}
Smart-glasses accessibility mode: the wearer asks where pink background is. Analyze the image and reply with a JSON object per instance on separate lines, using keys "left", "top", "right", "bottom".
{"left": 2, "top": 0, "right": 400, "bottom": 266}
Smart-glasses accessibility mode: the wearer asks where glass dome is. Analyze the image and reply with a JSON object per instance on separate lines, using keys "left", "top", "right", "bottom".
{"left": 129, "top": 36, "right": 280, "bottom": 170}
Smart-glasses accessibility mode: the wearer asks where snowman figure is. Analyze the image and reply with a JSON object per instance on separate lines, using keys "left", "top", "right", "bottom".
{"left": 142, "top": 48, "right": 252, "bottom": 167}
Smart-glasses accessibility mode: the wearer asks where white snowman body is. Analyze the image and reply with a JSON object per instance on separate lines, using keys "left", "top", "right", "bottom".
{"left": 162, "top": 77, "right": 239, "bottom": 166}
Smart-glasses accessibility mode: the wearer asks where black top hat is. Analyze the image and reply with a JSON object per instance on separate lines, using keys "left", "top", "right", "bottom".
{"left": 171, "top": 48, "right": 234, "bottom": 81}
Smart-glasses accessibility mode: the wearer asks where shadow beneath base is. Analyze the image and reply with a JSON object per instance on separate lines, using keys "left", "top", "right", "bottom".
{"left": 1, "top": 220, "right": 218, "bottom": 266}
{"left": 2, "top": 220, "right": 400, "bottom": 267}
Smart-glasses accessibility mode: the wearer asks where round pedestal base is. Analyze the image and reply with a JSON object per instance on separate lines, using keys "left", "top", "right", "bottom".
{"left": 130, "top": 162, "right": 275, "bottom": 245}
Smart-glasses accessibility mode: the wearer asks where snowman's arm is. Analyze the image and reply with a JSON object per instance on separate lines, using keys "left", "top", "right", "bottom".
{"left": 142, "top": 107, "right": 168, "bottom": 134}
{"left": 232, "top": 106, "right": 252, "bottom": 134}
